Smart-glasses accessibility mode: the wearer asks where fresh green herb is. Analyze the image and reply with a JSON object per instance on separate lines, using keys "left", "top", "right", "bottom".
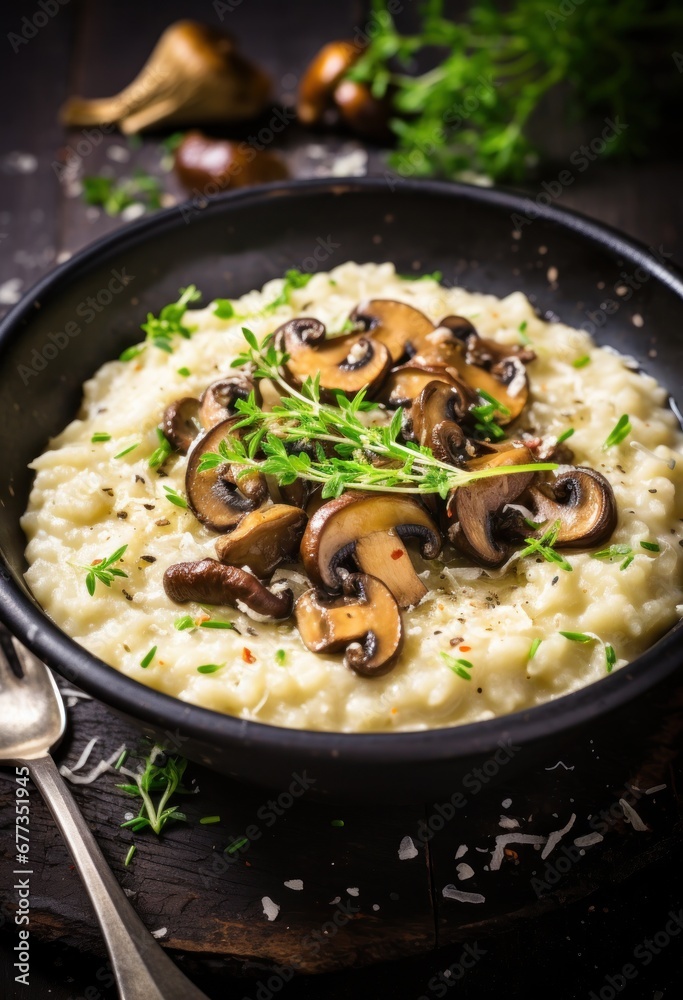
{"left": 572, "top": 355, "right": 591, "bottom": 369}
{"left": 275, "top": 649, "right": 287, "bottom": 665}
{"left": 91, "top": 432, "right": 111, "bottom": 443}
{"left": 161, "top": 131, "right": 185, "bottom": 154}
{"left": 470, "top": 389, "right": 509, "bottom": 441}
{"left": 640, "top": 541, "right": 660, "bottom": 552}
{"left": 76, "top": 544, "right": 128, "bottom": 596}
{"left": 124, "top": 845, "right": 137, "bottom": 866}
{"left": 197, "top": 663, "right": 223, "bottom": 674}
{"left": 213, "top": 299, "right": 235, "bottom": 319}
{"left": 603, "top": 414, "right": 631, "bottom": 449}
{"left": 528, "top": 638, "right": 542, "bottom": 660}
{"left": 163, "top": 485, "right": 187, "bottom": 508}
{"left": 556, "top": 428, "right": 575, "bottom": 445}
{"left": 177, "top": 367, "right": 191, "bottom": 377}
{"left": 592, "top": 544, "right": 633, "bottom": 570}
{"left": 265, "top": 269, "right": 314, "bottom": 312}
{"left": 225, "top": 837, "right": 248, "bottom": 854}
{"left": 519, "top": 520, "right": 572, "bottom": 572}
{"left": 82, "top": 170, "right": 163, "bottom": 216}
{"left": 118, "top": 752, "right": 189, "bottom": 835}
{"left": 141, "top": 285, "right": 201, "bottom": 354}
{"left": 115, "top": 750, "right": 129, "bottom": 770}
{"left": 140, "top": 646, "right": 157, "bottom": 668}
{"left": 559, "top": 631, "right": 593, "bottom": 643}
{"left": 198, "top": 329, "right": 556, "bottom": 500}
{"left": 518, "top": 320, "right": 531, "bottom": 345}
{"left": 344, "top": 0, "right": 680, "bottom": 181}
{"left": 149, "top": 428, "right": 172, "bottom": 469}
{"left": 120, "top": 344, "right": 145, "bottom": 362}
{"left": 400, "top": 270, "right": 443, "bottom": 282}
{"left": 114, "top": 443, "right": 139, "bottom": 459}
{"left": 523, "top": 516, "right": 545, "bottom": 530}
{"left": 441, "top": 651, "right": 473, "bottom": 680}
{"left": 199, "top": 619, "right": 234, "bottom": 630}
{"left": 175, "top": 615, "right": 195, "bottom": 631}
{"left": 331, "top": 819, "right": 345, "bottom": 828}
{"left": 605, "top": 644, "right": 617, "bottom": 672}
{"left": 200, "top": 815, "right": 221, "bottom": 825}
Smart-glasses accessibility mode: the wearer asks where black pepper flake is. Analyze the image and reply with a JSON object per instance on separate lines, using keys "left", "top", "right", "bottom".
{"left": 156, "top": 469, "right": 169, "bottom": 478}
{"left": 476, "top": 687, "right": 483, "bottom": 694}
{"left": 116, "top": 511, "right": 128, "bottom": 519}
{"left": 450, "top": 637, "right": 464, "bottom": 646}
{"left": 246, "top": 626, "right": 258, "bottom": 637}
{"left": 141, "top": 555, "right": 156, "bottom": 563}
{"left": 143, "top": 503, "right": 155, "bottom": 510}
{"left": 101, "top": 487, "right": 114, "bottom": 496}
{"left": 649, "top": 489, "right": 657, "bottom": 494}
{"left": 122, "top": 590, "right": 133, "bottom": 601}
{"left": 551, "top": 576, "right": 559, "bottom": 586}
{"left": 434, "top": 630, "right": 442, "bottom": 635}
{"left": 135, "top": 475, "right": 145, "bottom": 483}
{"left": 155, "top": 518, "right": 170, "bottom": 526}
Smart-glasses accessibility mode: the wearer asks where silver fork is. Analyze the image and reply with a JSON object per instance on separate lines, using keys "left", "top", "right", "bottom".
{"left": 0, "top": 631, "right": 209, "bottom": 1000}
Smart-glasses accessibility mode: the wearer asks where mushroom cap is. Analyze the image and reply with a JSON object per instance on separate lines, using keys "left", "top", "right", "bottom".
{"left": 525, "top": 467, "right": 617, "bottom": 548}
{"left": 174, "top": 131, "right": 288, "bottom": 192}
{"left": 411, "top": 379, "right": 480, "bottom": 464}
{"left": 162, "top": 396, "right": 201, "bottom": 454}
{"left": 215, "top": 504, "right": 308, "bottom": 578}
{"left": 199, "top": 373, "right": 261, "bottom": 430}
{"left": 164, "top": 558, "right": 292, "bottom": 618}
{"left": 297, "top": 40, "right": 359, "bottom": 125}
{"left": 379, "top": 362, "right": 464, "bottom": 408}
{"left": 351, "top": 299, "right": 436, "bottom": 363}
{"left": 185, "top": 417, "right": 267, "bottom": 532}
{"left": 446, "top": 447, "right": 539, "bottom": 566}
{"left": 301, "top": 492, "right": 442, "bottom": 602}
{"left": 274, "top": 316, "right": 391, "bottom": 399}
{"left": 332, "top": 79, "right": 391, "bottom": 139}
{"left": 294, "top": 572, "right": 403, "bottom": 677}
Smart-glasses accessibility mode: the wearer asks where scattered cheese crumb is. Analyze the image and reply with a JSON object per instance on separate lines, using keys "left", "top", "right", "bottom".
{"left": 284, "top": 879, "right": 303, "bottom": 891}
{"left": 398, "top": 836, "right": 418, "bottom": 860}
{"left": 262, "top": 896, "right": 280, "bottom": 921}
{"left": 442, "top": 885, "right": 485, "bottom": 904}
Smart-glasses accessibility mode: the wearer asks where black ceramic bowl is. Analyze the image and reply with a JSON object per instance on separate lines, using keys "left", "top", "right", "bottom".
{"left": 1, "top": 179, "right": 682, "bottom": 805}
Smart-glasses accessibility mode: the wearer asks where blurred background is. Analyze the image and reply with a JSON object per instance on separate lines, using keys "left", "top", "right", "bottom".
{"left": 1, "top": 0, "right": 683, "bottom": 997}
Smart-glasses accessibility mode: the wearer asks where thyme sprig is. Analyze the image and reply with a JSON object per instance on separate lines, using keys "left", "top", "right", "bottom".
{"left": 197, "top": 328, "right": 556, "bottom": 499}
{"left": 75, "top": 544, "right": 128, "bottom": 596}
{"left": 117, "top": 752, "right": 190, "bottom": 835}
{"left": 519, "top": 519, "right": 572, "bottom": 572}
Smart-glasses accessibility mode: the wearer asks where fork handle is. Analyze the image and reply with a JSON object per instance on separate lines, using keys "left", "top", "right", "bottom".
{"left": 25, "top": 754, "right": 209, "bottom": 1000}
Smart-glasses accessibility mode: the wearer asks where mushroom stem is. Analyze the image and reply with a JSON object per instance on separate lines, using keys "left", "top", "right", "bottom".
{"left": 354, "top": 531, "right": 427, "bottom": 608}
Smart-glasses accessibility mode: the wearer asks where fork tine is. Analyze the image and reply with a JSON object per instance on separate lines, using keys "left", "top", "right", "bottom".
{"left": 0, "top": 629, "right": 21, "bottom": 688}
{"left": 11, "top": 635, "right": 50, "bottom": 684}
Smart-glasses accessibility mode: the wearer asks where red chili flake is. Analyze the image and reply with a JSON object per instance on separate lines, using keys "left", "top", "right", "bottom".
{"left": 242, "top": 647, "right": 256, "bottom": 664}
{"left": 459, "top": 645, "right": 471, "bottom": 652}
{"left": 391, "top": 549, "right": 404, "bottom": 560}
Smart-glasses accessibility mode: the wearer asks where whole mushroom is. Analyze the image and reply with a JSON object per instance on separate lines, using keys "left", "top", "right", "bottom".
{"left": 164, "top": 558, "right": 292, "bottom": 619}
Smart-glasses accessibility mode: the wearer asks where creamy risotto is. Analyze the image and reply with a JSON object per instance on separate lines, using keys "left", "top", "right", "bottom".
{"left": 21, "top": 262, "right": 683, "bottom": 732}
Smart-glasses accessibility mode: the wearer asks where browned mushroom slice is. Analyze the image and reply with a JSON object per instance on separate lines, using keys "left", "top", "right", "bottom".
{"left": 162, "top": 397, "right": 201, "bottom": 454}
{"left": 525, "top": 468, "right": 617, "bottom": 548}
{"left": 164, "top": 559, "right": 292, "bottom": 618}
{"left": 446, "top": 447, "right": 538, "bottom": 566}
{"left": 301, "top": 492, "right": 441, "bottom": 608}
{"left": 411, "top": 379, "right": 480, "bottom": 464}
{"left": 332, "top": 79, "right": 391, "bottom": 139}
{"left": 174, "top": 132, "right": 288, "bottom": 193}
{"left": 350, "top": 299, "right": 436, "bottom": 363}
{"left": 215, "top": 504, "right": 308, "bottom": 577}
{"left": 185, "top": 417, "right": 267, "bottom": 532}
{"left": 274, "top": 317, "right": 391, "bottom": 399}
{"left": 378, "top": 362, "right": 462, "bottom": 408}
{"left": 295, "top": 572, "right": 403, "bottom": 677}
{"left": 297, "top": 40, "right": 359, "bottom": 125}
{"left": 199, "top": 373, "right": 261, "bottom": 430}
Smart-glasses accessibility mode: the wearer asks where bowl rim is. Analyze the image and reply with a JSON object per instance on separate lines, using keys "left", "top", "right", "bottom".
{"left": 2, "top": 175, "right": 683, "bottom": 763}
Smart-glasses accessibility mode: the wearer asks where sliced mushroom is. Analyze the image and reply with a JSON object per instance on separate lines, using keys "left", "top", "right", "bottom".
{"left": 174, "top": 131, "right": 288, "bottom": 192}
{"left": 297, "top": 41, "right": 359, "bottom": 125}
{"left": 164, "top": 558, "right": 292, "bottom": 618}
{"left": 199, "top": 373, "right": 260, "bottom": 430}
{"left": 162, "top": 397, "right": 201, "bottom": 454}
{"left": 524, "top": 468, "right": 617, "bottom": 547}
{"left": 410, "top": 379, "right": 480, "bottom": 464}
{"left": 295, "top": 571, "right": 403, "bottom": 677}
{"left": 60, "top": 21, "right": 271, "bottom": 133}
{"left": 446, "top": 447, "right": 538, "bottom": 566}
{"left": 378, "top": 362, "right": 462, "bottom": 408}
{"left": 351, "top": 299, "right": 437, "bottom": 363}
{"left": 274, "top": 317, "right": 391, "bottom": 399}
{"left": 332, "top": 78, "right": 391, "bottom": 138}
{"left": 301, "top": 492, "right": 441, "bottom": 608}
{"left": 215, "top": 504, "right": 308, "bottom": 577}
{"left": 185, "top": 417, "right": 267, "bottom": 531}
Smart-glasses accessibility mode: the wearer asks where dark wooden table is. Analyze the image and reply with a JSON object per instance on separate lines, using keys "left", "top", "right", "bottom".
{"left": 1, "top": 1, "right": 683, "bottom": 997}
